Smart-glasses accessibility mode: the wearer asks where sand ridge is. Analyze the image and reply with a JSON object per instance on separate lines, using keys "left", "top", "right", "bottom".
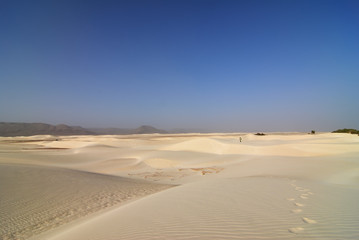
{"left": 0, "top": 164, "right": 172, "bottom": 240}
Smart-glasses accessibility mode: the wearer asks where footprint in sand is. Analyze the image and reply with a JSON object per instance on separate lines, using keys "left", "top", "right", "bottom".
{"left": 295, "top": 187, "right": 308, "bottom": 192}
{"left": 287, "top": 198, "right": 295, "bottom": 201}
{"left": 294, "top": 202, "right": 305, "bottom": 207}
{"left": 294, "top": 185, "right": 311, "bottom": 192}
{"left": 291, "top": 209, "right": 303, "bottom": 213}
{"left": 302, "top": 217, "right": 317, "bottom": 224}
{"left": 288, "top": 227, "right": 304, "bottom": 234}
{"left": 300, "top": 194, "right": 308, "bottom": 199}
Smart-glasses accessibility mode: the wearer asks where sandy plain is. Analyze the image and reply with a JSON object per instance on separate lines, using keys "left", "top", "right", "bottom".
{"left": 0, "top": 132, "right": 359, "bottom": 239}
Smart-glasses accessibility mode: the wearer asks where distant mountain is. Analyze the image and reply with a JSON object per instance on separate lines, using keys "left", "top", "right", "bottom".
{"left": 88, "top": 127, "right": 131, "bottom": 135}
{"left": 0, "top": 122, "right": 94, "bottom": 136}
{"left": 132, "top": 125, "right": 167, "bottom": 134}
{"left": 0, "top": 122, "right": 168, "bottom": 136}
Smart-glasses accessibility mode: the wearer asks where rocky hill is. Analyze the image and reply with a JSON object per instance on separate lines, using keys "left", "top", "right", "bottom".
{"left": 132, "top": 125, "right": 167, "bottom": 134}
{"left": 0, "top": 122, "right": 94, "bottom": 136}
{"left": 0, "top": 122, "right": 167, "bottom": 136}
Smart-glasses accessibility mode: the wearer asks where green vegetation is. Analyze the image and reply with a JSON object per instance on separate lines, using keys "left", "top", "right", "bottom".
{"left": 332, "top": 128, "right": 359, "bottom": 134}
{"left": 311, "top": 130, "right": 316, "bottom": 134}
{"left": 254, "top": 133, "right": 266, "bottom": 136}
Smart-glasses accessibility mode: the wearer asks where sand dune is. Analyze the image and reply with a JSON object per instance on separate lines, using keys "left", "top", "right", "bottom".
{"left": 42, "top": 178, "right": 359, "bottom": 240}
{"left": 0, "top": 164, "right": 171, "bottom": 240}
{"left": 1, "top": 133, "right": 358, "bottom": 239}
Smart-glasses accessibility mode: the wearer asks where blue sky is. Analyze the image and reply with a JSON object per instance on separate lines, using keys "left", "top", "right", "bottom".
{"left": 1, "top": 0, "right": 358, "bottom": 131}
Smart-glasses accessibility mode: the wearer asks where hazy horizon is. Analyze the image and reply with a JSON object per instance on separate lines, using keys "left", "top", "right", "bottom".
{"left": 1, "top": 0, "right": 358, "bottom": 132}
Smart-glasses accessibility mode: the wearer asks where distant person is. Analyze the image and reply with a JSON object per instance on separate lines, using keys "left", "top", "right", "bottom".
{"left": 239, "top": 137, "right": 242, "bottom": 142}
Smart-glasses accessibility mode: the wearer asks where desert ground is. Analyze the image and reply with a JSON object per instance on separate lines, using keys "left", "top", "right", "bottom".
{"left": 0, "top": 132, "right": 359, "bottom": 239}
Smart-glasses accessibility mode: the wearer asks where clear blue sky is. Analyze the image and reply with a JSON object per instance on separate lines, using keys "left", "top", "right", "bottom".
{"left": 1, "top": 0, "right": 358, "bottom": 132}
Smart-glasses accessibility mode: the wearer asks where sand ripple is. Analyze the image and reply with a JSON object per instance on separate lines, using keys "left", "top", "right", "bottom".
{"left": 0, "top": 164, "right": 172, "bottom": 240}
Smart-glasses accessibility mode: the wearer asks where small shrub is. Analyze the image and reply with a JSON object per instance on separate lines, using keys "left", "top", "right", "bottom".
{"left": 255, "top": 133, "right": 266, "bottom": 136}
{"left": 332, "top": 128, "right": 359, "bottom": 134}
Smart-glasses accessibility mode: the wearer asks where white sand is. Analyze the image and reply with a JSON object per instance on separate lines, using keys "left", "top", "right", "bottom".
{"left": 0, "top": 133, "right": 358, "bottom": 239}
